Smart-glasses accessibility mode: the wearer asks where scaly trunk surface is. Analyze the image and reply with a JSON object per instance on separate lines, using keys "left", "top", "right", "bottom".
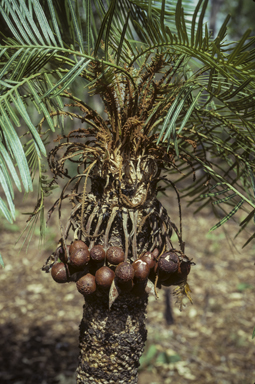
{"left": 76, "top": 292, "right": 148, "bottom": 384}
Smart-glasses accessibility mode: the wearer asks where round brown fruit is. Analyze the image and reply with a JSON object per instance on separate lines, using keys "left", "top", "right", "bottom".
{"left": 132, "top": 259, "right": 150, "bottom": 282}
{"left": 90, "top": 245, "right": 105, "bottom": 263}
{"left": 69, "top": 248, "right": 90, "bottom": 269}
{"left": 69, "top": 240, "right": 88, "bottom": 256}
{"left": 106, "top": 246, "right": 125, "bottom": 265}
{"left": 161, "top": 260, "right": 191, "bottom": 287}
{"left": 157, "top": 251, "right": 179, "bottom": 281}
{"left": 51, "top": 262, "right": 70, "bottom": 283}
{"left": 76, "top": 273, "right": 96, "bottom": 296}
{"left": 141, "top": 251, "right": 156, "bottom": 269}
{"left": 95, "top": 266, "right": 115, "bottom": 290}
{"left": 181, "top": 260, "right": 191, "bottom": 276}
{"left": 115, "top": 262, "right": 134, "bottom": 283}
{"left": 115, "top": 262, "right": 135, "bottom": 292}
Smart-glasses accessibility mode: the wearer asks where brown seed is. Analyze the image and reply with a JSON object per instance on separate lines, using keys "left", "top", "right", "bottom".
{"left": 132, "top": 259, "right": 150, "bottom": 282}
{"left": 115, "top": 262, "right": 134, "bottom": 283}
{"left": 69, "top": 248, "right": 90, "bottom": 269}
{"left": 95, "top": 266, "right": 115, "bottom": 290}
{"left": 69, "top": 240, "right": 88, "bottom": 256}
{"left": 76, "top": 273, "right": 96, "bottom": 296}
{"left": 141, "top": 251, "right": 156, "bottom": 269}
{"left": 157, "top": 251, "right": 179, "bottom": 282}
{"left": 115, "top": 262, "right": 134, "bottom": 292}
{"left": 161, "top": 260, "right": 191, "bottom": 286}
{"left": 182, "top": 262, "right": 191, "bottom": 276}
{"left": 51, "top": 262, "right": 70, "bottom": 283}
{"left": 90, "top": 245, "right": 105, "bottom": 263}
{"left": 106, "top": 246, "right": 125, "bottom": 265}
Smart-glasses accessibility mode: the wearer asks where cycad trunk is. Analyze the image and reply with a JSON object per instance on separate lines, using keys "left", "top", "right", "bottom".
{"left": 54, "top": 156, "right": 173, "bottom": 383}
{"left": 76, "top": 292, "right": 148, "bottom": 384}
{"left": 74, "top": 172, "right": 159, "bottom": 382}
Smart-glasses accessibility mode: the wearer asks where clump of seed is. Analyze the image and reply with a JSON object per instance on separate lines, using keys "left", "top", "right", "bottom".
{"left": 68, "top": 240, "right": 90, "bottom": 269}
{"left": 76, "top": 273, "right": 96, "bottom": 296}
{"left": 141, "top": 251, "right": 156, "bottom": 269}
{"left": 106, "top": 246, "right": 125, "bottom": 265}
{"left": 95, "top": 266, "right": 115, "bottom": 290}
{"left": 69, "top": 248, "right": 90, "bottom": 269}
{"left": 69, "top": 240, "right": 88, "bottom": 254}
{"left": 90, "top": 245, "right": 105, "bottom": 263}
{"left": 156, "top": 251, "right": 179, "bottom": 282}
{"left": 115, "top": 262, "right": 134, "bottom": 292}
{"left": 51, "top": 262, "right": 70, "bottom": 283}
{"left": 162, "top": 259, "right": 191, "bottom": 286}
{"left": 132, "top": 259, "right": 150, "bottom": 282}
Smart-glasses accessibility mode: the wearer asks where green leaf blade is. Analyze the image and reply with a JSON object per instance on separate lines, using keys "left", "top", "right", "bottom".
{"left": 67, "top": 0, "right": 84, "bottom": 53}
{"left": 46, "top": 0, "right": 63, "bottom": 47}
{"left": 209, "top": 199, "right": 244, "bottom": 232}
{"left": 10, "top": 91, "right": 46, "bottom": 156}
{"left": 27, "top": 82, "right": 55, "bottom": 132}
{"left": 0, "top": 113, "right": 32, "bottom": 193}
{"left": 0, "top": 166, "right": 15, "bottom": 220}
{"left": 0, "top": 253, "right": 4, "bottom": 268}
{"left": 0, "top": 197, "right": 13, "bottom": 224}
{"left": 0, "top": 142, "right": 21, "bottom": 191}
{"left": 42, "top": 58, "right": 90, "bottom": 98}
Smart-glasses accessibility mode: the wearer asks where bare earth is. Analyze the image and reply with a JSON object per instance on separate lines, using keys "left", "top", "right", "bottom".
{"left": 0, "top": 188, "right": 254, "bottom": 384}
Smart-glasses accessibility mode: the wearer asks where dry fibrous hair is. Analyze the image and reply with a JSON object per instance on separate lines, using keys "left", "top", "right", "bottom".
{"left": 43, "top": 51, "right": 199, "bottom": 305}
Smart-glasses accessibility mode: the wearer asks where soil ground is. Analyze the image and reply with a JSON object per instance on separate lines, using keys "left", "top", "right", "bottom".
{"left": 0, "top": 187, "right": 255, "bottom": 384}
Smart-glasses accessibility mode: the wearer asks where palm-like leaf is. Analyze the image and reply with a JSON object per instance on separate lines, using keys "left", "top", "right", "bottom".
{"left": 0, "top": 0, "right": 255, "bottom": 264}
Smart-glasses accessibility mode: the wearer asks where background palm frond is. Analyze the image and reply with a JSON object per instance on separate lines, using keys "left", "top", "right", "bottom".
{"left": 0, "top": 0, "right": 254, "bottom": 263}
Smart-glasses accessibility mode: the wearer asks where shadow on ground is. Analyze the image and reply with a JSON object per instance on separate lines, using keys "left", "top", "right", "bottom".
{"left": 0, "top": 322, "right": 78, "bottom": 384}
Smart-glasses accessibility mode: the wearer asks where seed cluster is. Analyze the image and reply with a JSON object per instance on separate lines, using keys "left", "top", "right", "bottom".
{"left": 50, "top": 239, "right": 193, "bottom": 299}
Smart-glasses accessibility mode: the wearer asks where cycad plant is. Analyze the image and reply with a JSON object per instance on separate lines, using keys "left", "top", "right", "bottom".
{"left": 1, "top": 0, "right": 255, "bottom": 382}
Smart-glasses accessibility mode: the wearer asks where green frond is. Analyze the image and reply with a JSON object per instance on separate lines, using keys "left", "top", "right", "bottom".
{"left": 242, "top": 233, "right": 255, "bottom": 249}
{"left": 0, "top": 196, "right": 13, "bottom": 223}
{"left": 0, "top": 253, "right": 4, "bottom": 268}
{"left": 0, "top": 0, "right": 255, "bottom": 257}
{"left": 0, "top": 108, "right": 33, "bottom": 192}
{"left": 42, "top": 58, "right": 91, "bottom": 98}
{"left": 67, "top": 0, "right": 84, "bottom": 53}
{"left": 0, "top": 159, "right": 15, "bottom": 219}
{"left": 46, "top": 0, "right": 63, "bottom": 47}
{"left": 0, "top": 140, "right": 20, "bottom": 185}
{"left": 16, "top": 212, "right": 39, "bottom": 252}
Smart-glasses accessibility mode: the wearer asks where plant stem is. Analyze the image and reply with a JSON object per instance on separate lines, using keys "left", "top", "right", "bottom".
{"left": 76, "top": 292, "right": 148, "bottom": 384}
